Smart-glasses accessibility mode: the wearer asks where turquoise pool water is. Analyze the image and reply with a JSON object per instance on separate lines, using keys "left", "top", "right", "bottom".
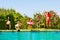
{"left": 0, "top": 31, "right": 60, "bottom": 40}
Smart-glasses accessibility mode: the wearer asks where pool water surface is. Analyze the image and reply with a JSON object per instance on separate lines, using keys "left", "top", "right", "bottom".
{"left": 0, "top": 31, "right": 60, "bottom": 40}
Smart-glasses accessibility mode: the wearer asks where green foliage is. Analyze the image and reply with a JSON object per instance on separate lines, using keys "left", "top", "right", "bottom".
{"left": 0, "top": 8, "right": 60, "bottom": 30}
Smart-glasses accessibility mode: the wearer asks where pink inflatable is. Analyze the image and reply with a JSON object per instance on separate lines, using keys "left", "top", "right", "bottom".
{"left": 27, "top": 22, "right": 34, "bottom": 25}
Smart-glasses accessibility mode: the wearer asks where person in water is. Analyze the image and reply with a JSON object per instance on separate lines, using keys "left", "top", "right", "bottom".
{"left": 44, "top": 12, "right": 51, "bottom": 27}
{"left": 27, "top": 18, "right": 34, "bottom": 29}
{"left": 15, "top": 21, "right": 21, "bottom": 31}
{"left": 6, "top": 17, "right": 11, "bottom": 30}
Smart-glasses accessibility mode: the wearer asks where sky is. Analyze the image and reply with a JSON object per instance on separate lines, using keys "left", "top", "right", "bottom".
{"left": 0, "top": 0, "right": 60, "bottom": 18}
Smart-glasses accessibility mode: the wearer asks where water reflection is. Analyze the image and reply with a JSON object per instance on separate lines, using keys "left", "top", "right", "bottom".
{"left": 16, "top": 32, "right": 32, "bottom": 40}
{"left": 0, "top": 32, "right": 60, "bottom": 40}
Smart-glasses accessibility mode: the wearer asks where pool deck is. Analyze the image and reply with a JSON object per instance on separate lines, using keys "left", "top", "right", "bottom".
{"left": 0, "top": 28, "right": 60, "bottom": 32}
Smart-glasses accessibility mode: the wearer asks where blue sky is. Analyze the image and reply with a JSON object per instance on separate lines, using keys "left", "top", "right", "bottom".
{"left": 0, "top": 0, "right": 60, "bottom": 18}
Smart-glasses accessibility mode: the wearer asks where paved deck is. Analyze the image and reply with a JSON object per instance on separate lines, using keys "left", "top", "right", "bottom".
{"left": 0, "top": 29, "right": 60, "bottom": 32}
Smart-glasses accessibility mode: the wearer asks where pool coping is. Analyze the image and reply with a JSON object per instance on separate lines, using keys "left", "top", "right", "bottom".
{"left": 0, "top": 29, "right": 60, "bottom": 32}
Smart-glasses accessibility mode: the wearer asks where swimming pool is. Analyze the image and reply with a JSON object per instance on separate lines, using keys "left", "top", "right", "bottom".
{"left": 0, "top": 31, "right": 60, "bottom": 40}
